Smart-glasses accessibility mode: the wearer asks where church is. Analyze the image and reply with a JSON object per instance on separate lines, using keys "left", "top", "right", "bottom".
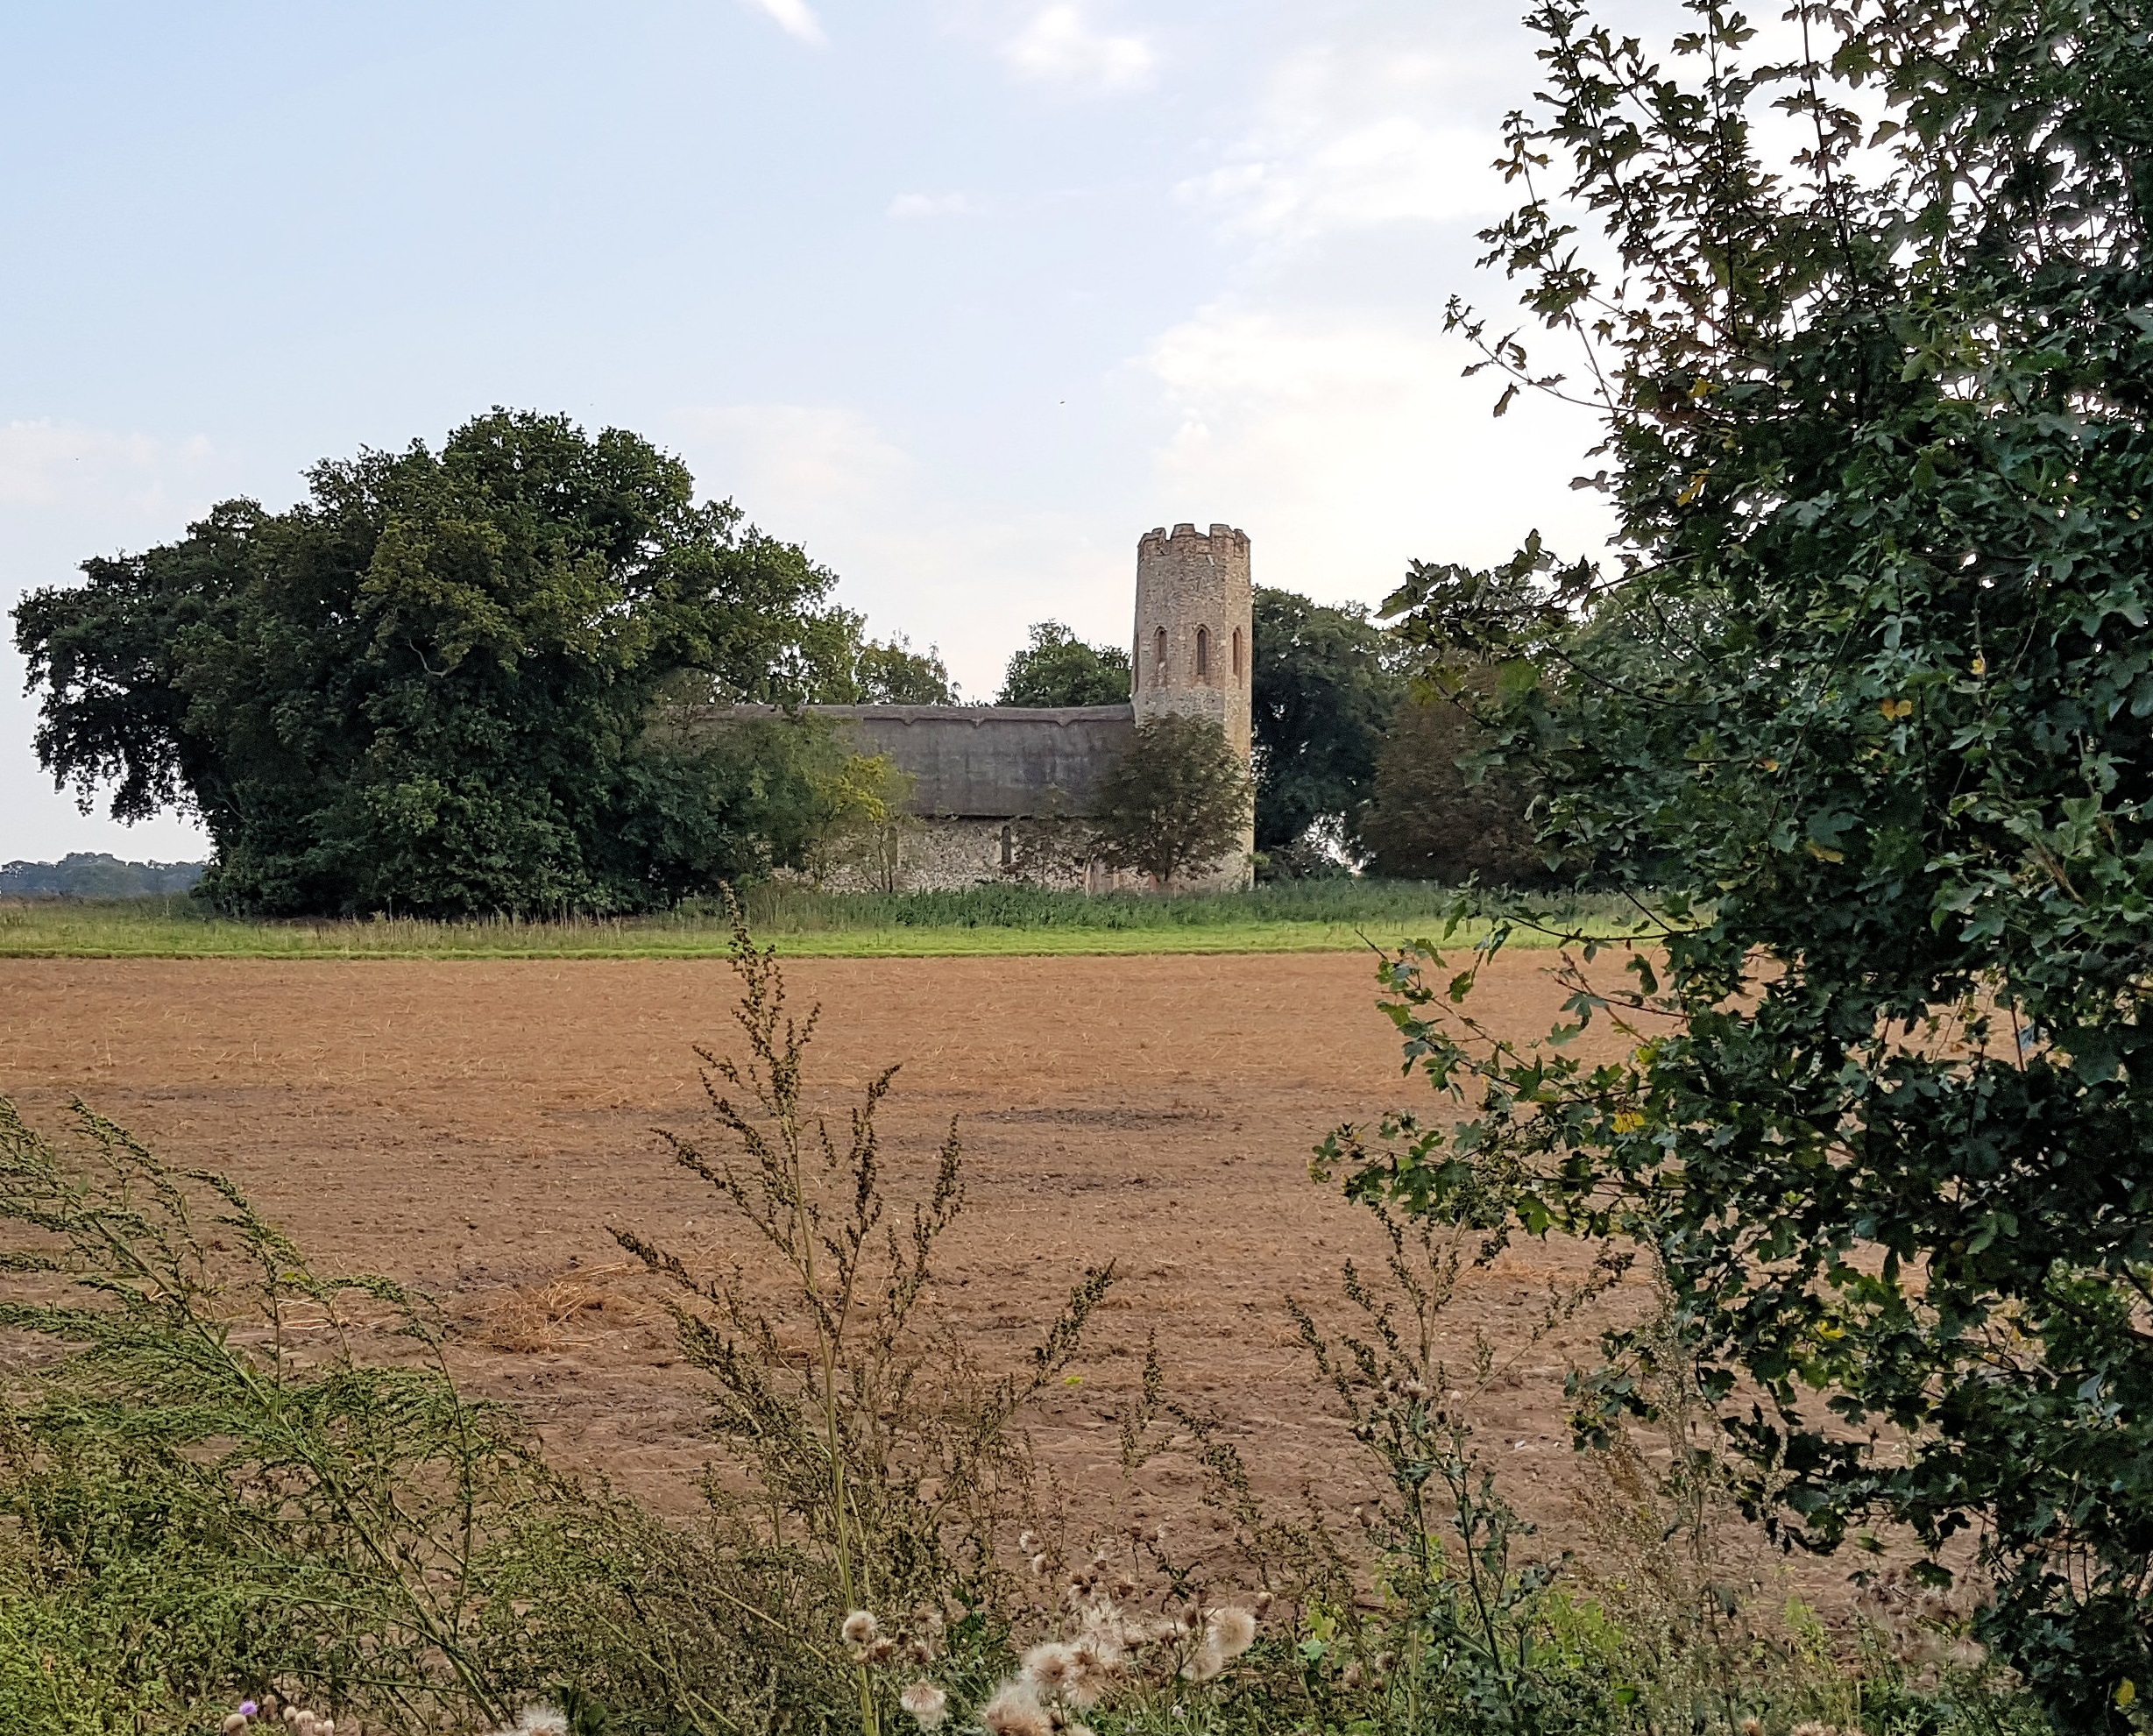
{"left": 704, "top": 523, "right": 1255, "bottom": 892}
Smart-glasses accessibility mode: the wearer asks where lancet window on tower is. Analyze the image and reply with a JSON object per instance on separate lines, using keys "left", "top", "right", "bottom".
{"left": 1231, "top": 627, "right": 1243, "bottom": 682}
{"left": 1154, "top": 626, "right": 1167, "bottom": 677}
{"left": 1195, "top": 626, "right": 1210, "bottom": 679}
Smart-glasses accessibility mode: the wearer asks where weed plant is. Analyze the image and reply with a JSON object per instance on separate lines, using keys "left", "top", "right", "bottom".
{"left": 0, "top": 1097, "right": 560, "bottom": 1732}
{"left": 591, "top": 903, "right": 1116, "bottom": 1733}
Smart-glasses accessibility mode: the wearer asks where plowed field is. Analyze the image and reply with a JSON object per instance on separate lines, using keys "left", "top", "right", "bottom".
{"left": 0, "top": 952, "right": 1649, "bottom": 1554}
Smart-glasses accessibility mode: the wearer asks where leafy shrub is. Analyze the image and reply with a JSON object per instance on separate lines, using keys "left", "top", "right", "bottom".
{"left": 1088, "top": 716, "right": 1252, "bottom": 889}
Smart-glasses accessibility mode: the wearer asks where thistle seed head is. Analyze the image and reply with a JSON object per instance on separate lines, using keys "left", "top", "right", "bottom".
{"left": 1207, "top": 1606, "right": 1257, "bottom": 1659}
{"left": 1180, "top": 1640, "right": 1225, "bottom": 1682}
{"left": 1021, "top": 1641, "right": 1081, "bottom": 1697}
{"left": 899, "top": 1682, "right": 949, "bottom": 1730}
{"left": 980, "top": 1682, "right": 1052, "bottom": 1736}
{"left": 841, "top": 1610, "right": 881, "bottom": 1647}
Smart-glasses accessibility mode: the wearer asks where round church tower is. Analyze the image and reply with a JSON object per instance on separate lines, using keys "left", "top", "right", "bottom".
{"left": 1130, "top": 522, "right": 1253, "bottom": 759}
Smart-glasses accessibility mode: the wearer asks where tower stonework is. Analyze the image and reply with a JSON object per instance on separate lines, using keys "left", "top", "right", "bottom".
{"left": 1131, "top": 522, "right": 1254, "bottom": 757}
{"left": 1132, "top": 522, "right": 1256, "bottom": 885}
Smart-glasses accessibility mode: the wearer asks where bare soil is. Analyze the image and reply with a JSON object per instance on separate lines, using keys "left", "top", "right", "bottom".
{"left": 0, "top": 951, "right": 1651, "bottom": 1559}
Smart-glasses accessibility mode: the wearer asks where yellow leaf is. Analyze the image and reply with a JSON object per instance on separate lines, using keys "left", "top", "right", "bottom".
{"left": 1612, "top": 1111, "right": 1646, "bottom": 1134}
{"left": 2119, "top": 1681, "right": 2136, "bottom": 1707}
{"left": 1805, "top": 841, "right": 1845, "bottom": 863}
{"left": 1675, "top": 470, "right": 1710, "bottom": 506}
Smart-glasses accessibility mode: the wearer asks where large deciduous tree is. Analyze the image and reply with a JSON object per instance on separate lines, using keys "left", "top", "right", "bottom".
{"left": 1325, "top": 1, "right": 2153, "bottom": 1724}
{"left": 14, "top": 410, "right": 853, "bottom": 917}
{"left": 1250, "top": 587, "right": 1405, "bottom": 858}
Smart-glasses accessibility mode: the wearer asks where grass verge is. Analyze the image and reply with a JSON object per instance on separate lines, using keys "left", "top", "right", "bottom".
{"left": 0, "top": 882, "right": 1647, "bottom": 960}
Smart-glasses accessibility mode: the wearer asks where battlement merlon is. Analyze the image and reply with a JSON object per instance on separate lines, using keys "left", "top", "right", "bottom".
{"left": 1137, "top": 523, "right": 1251, "bottom": 557}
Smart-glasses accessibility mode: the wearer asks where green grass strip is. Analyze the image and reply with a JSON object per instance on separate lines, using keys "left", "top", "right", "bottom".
{"left": 0, "top": 884, "right": 1647, "bottom": 960}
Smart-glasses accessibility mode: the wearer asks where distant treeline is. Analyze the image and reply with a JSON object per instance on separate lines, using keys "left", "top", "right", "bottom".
{"left": 1, "top": 854, "right": 206, "bottom": 898}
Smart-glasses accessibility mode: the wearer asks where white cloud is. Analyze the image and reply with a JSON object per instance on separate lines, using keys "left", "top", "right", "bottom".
{"left": 1180, "top": 43, "right": 1510, "bottom": 244}
{"left": 663, "top": 402, "right": 1130, "bottom": 697}
{"left": 999, "top": 4, "right": 1156, "bottom": 95}
{"left": 0, "top": 421, "right": 216, "bottom": 514}
{"left": 1137, "top": 305, "right": 1616, "bottom": 606}
{"left": 672, "top": 404, "right": 912, "bottom": 521}
{"left": 740, "top": 0, "right": 827, "bottom": 47}
{"left": 886, "top": 190, "right": 980, "bottom": 219}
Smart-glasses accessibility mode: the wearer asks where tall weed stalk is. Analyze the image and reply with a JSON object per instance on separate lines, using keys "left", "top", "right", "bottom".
{"left": 608, "top": 903, "right": 1114, "bottom": 1733}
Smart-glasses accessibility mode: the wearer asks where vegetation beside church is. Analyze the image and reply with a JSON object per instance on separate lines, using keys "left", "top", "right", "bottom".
{"left": 1087, "top": 714, "right": 1253, "bottom": 889}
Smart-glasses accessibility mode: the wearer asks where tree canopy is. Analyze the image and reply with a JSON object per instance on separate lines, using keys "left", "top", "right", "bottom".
{"left": 1324, "top": 0, "right": 2153, "bottom": 1723}
{"left": 1089, "top": 714, "right": 1251, "bottom": 888}
{"left": 821, "top": 632, "right": 958, "bottom": 705}
{"left": 14, "top": 410, "right": 855, "bottom": 917}
{"left": 995, "top": 621, "right": 1131, "bottom": 707}
{"left": 1250, "top": 587, "right": 1406, "bottom": 854}
{"left": 1359, "top": 670, "right": 1546, "bottom": 885}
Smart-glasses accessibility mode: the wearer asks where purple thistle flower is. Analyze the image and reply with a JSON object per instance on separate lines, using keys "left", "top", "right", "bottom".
{"left": 239, "top": 1704, "right": 259, "bottom": 1718}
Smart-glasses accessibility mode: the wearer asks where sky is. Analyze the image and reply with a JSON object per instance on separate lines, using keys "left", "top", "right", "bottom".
{"left": 1, "top": 0, "right": 1622, "bottom": 862}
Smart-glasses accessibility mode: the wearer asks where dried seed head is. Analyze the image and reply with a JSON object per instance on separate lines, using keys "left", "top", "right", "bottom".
{"left": 1340, "top": 1662, "right": 1363, "bottom": 1690}
{"left": 981, "top": 1682, "right": 1052, "bottom": 1736}
{"left": 514, "top": 1710, "right": 570, "bottom": 1736}
{"left": 1180, "top": 1640, "right": 1226, "bottom": 1683}
{"left": 1208, "top": 1606, "right": 1258, "bottom": 1660}
{"left": 1029, "top": 1552, "right": 1052, "bottom": 1579}
{"left": 867, "top": 1636, "right": 900, "bottom": 1665}
{"left": 1022, "top": 1641, "right": 1081, "bottom": 1697}
{"left": 841, "top": 1611, "right": 881, "bottom": 1647}
{"left": 899, "top": 1683, "right": 949, "bottom": 1730}
{"left": 1252, "top": 1591, "right": 1273, "bottom": 1617}
{"left": 1739, "top": 1720, "right": 1764, "bottom": 1736}
{"left": 1017, "top": 1531, "right": 1041, "bottom": 1554}
{"left": 223, "top": 1718, "right": 251, "bottom": 1736}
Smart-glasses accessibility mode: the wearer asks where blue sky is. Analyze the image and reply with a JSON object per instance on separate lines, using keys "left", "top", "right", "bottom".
{"left": 3, "top": 0, "right": 1618, "bottom": 861}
